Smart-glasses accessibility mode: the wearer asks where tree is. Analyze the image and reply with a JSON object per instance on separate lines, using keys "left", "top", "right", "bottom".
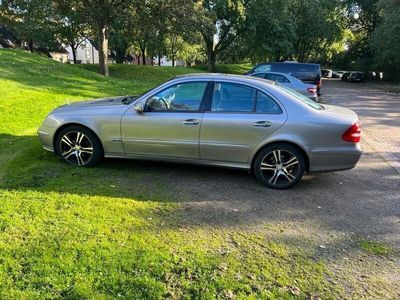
{"left": 164, "top": 0, "right": 199, "bottom": 66}
{"left": 195, "top": 0, "right": 249, "bottom": 72}
{"left": 341, "top": 0, "right": 381, "bottom": 70}
{"left": 0, "top": 0, "right": 56, "bottom": 52}
{"left": 72, "top": 0, "right": 130, "bottom": 75}
{"left": 241, "top": 0, "right": 295, "bottom": 63}
{"left": 370, "top": 0, "right": 400, "bottom": 80}
{"left": 53, "top": 0, "right": 88, "bottom": 64}
{"left": 290, "top": 0, "right": 344, "bottom": 62}
{"left": 128, "top": 0, "right": 160, "bottom": 65}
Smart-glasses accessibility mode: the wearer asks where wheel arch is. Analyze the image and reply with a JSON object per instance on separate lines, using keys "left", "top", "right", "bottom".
{"left": 53, "top": 123, "right": 104, "bottom": 156}
{"left": 250, "top": 140, "right": 310, "bottom": 173}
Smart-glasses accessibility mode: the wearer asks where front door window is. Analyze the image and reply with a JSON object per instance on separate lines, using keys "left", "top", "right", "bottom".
{"left": 145, "top": 82, "right": 208, "bottom": 112}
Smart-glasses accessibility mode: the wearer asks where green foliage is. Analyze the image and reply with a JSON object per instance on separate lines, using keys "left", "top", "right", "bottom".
{"left": 195, "top": 0, "right": 249, "bottom": 71}
{"left": 370, "top": 0, "right": 400, "bottom": 80}
{"left": 0, "top": 49, "right": 342, "bottom": 298}
{"left": 242, "top": 0, "right": 295, "bottom": 62}
{"left": 0, "top": 0, "right": 58, "bottom": 51}
{"left": 290, "top": 0, "right": 345, "bottom": 62}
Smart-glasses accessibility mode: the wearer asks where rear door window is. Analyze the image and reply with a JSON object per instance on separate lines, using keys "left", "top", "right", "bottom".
{"left": 211, "top": 82, "right": 282, "bottom": 114}
{"left": 211, "top": 82, "right": 256, "bottom": 112}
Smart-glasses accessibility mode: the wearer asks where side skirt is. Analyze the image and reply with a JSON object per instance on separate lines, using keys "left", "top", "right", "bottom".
{"left": 104, "top": 153, "right": 251, "bottom": 170}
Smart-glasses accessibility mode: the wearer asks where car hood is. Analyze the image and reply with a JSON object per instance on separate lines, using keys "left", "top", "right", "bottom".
{"left": 322, "top": 104, "right": 358, "bottom": 119}
{"left": 52, "top": 96, "right": 135, "bottom": 113}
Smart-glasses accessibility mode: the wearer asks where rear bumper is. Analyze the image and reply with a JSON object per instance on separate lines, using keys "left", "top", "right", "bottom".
{"left": 308, "top": 144, "right": 362, "bottom": 173}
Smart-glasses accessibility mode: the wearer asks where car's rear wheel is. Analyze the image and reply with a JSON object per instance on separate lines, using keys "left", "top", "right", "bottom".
{"left": 56, "top": 126, "right": 102, "bottom": 167}
{"left": 254, "top": 144, "right": 305, "bottom": 189}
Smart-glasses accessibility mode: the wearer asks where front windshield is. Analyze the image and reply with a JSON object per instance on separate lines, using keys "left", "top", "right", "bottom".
{"left": 276, "top": 84, "right": 323, "bottom": 110}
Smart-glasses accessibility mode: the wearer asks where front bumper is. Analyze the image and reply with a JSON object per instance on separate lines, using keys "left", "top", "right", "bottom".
{"left": 37, "top": 125, "right": 55, "bottom": 152}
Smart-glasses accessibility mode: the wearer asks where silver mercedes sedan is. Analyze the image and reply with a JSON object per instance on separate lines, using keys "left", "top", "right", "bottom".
{"left": 38, "top": 74, "right": 362, "bottom": 189}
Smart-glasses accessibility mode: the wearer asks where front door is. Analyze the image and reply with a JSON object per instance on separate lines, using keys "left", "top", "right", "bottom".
{"left": 121, "top": 81, "right": 209, "bottom": 159}
{"left": 200, "top": 81, "right": 287, "bottom": 163}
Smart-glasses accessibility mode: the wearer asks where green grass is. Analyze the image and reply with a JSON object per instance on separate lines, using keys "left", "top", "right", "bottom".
{"left": 78, "top": 63, "right": 252, "bottom": 85}
{"left": 358, "top": 239, "right": 393, "bottom": 256}
{"left": 193, "top": 63, "right": 253, "bottom": 75}
{"left": 0, "top": 49, "right": 340, "bottom": 298}
{"left": 79, "top": 64, "right": 201, "bottom": 87}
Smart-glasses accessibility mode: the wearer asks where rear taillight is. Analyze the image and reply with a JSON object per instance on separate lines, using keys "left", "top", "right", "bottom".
{"left": 307, "top": 87, "right": 317, "bottom": 94}
{"left": 342, "top": 121, "right": 361, "bottom": 143}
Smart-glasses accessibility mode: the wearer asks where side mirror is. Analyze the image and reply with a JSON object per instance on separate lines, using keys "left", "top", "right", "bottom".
{"left": 133, "top": 102, "right": 144, "bottom": 113}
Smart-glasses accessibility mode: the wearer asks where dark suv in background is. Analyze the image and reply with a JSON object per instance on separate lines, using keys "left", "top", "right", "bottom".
{"left": 245, "top": 62, "right": 322, "bottom": 95}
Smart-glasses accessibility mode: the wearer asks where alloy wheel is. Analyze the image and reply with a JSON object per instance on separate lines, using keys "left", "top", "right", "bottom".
{"left": 260, "top": 149, "right": 300, "bottom": 187}
{"left": 60, "top": 131, "right": 94, "bottom": 166}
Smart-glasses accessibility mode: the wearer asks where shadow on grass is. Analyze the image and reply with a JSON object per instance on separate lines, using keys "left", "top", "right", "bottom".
{"left": 1, "top": 133, "right": 399, "bottom": 244}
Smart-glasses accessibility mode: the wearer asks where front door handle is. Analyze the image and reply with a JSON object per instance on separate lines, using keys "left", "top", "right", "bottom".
{"left": 253, "top": 121, "right": 272, "bottom": 127}
{"left": 182, "top": 119, "right": 200, "bottom": 125}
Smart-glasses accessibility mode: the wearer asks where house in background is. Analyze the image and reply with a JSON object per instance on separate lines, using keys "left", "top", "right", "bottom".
{"left": 47, "top": 47, "right": 69, "bottom": 63}
{"left": 64, "top": 39, "right": 99, "bottom": 64}
{"left": 158, "top": 56, "right": 185, "bottom": 67}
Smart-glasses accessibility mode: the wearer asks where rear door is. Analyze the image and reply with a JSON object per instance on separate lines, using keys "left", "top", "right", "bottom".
{"left": 199, "top": 81, "right": 287, "bottom": 163}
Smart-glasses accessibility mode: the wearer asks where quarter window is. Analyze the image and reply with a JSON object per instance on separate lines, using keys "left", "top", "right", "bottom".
{"left": 256, "top": 91, "right": 282, "bottom": 113}
{"left": 275, "top": 74, "right": 290, "bottom": 83}
{"left": 145, "top": 82, "right": 207, "bottom": 112}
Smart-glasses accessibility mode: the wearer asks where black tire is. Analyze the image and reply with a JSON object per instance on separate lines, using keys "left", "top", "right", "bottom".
{"left": 254, "top": 143, "right": 305, "bottom": 189}
{"left": 55, "top": 125, "right": 103, "bottom": 167}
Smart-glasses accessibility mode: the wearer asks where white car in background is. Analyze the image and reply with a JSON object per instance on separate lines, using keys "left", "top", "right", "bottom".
{"left": 249, "top": 71, "right": 319, "bottom": 102}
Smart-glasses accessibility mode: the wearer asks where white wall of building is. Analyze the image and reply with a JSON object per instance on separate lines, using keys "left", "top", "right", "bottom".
{"left": 65, "top": 39, "right": 99, "bottom": 64}
{"left": 159, "top": 56, "right": 185, "bottom": 67}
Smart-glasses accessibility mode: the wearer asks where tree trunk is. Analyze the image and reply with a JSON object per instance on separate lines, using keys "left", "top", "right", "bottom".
{"left": 28, "top": 39, "right": 34, "bottom": 53}
{"left": 172, "top": 55, "right": 175, "bottom": 67}
{"left": 141, "top": 47, "right": 146, "bottom": 65}
{"left": 206, "top": 42, "right": 216, "bottom": 72}
{"left": 158, "top": 54, "right": 161, "bottom": 66}
{"left": 71, "top": 44, "right": 77, "bottom": 64}
{"left": 116, "top": 48, "right": 124, "bottom": 64}
{"left": 98, "top": 25, "right": 109, "bottom": 76}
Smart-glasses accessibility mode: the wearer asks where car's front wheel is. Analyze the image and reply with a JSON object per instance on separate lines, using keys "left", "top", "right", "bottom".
{"left": 55, "top": 126, "right": 102, "bottom": 167}
{"left": 254, "top": 144, "right": 305, "bottom": 189}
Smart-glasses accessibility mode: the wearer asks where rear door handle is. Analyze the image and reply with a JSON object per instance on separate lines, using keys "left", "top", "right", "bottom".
{"left": 253, "top": 121, "right": 272, "bottom": 127}
{"left": 182, "top": 119, "right": 200, "bottom": 125}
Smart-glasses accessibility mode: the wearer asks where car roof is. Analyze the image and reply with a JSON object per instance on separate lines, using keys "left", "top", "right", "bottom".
{"left": 257, "top": 62, "right": 320, "bottom": 66}
{"left": 173, "top": 73, "right": 276, "bottom": 85}
{"left": 251, "top": 71, "right": 297, "bottom": 78}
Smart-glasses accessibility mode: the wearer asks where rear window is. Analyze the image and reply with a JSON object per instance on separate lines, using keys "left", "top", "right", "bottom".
{"left": 272, "top": 63, "right": 320, "bottom": 74}
{"left": 276, "top": 84, "right": 323, "bottom": 110}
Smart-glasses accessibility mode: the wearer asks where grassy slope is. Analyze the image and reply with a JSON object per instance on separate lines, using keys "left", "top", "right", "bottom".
{"left": 0, "top": 50, "right": 340, "bottom": 299}
{"left": 78, "top": 63, "right": 252, "bottom": 83}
